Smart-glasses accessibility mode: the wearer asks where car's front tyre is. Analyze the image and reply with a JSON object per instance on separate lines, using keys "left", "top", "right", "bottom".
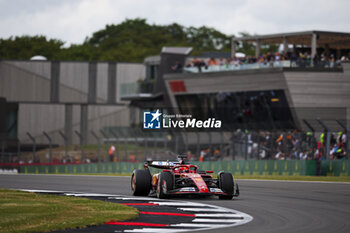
{"left": 157, "top": 171, "right": 173, "bottom": 199}
{"left": 218, "top": 172, "right": 234, "bottom": 200}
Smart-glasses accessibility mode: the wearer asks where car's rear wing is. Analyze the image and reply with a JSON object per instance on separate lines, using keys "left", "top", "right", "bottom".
{"left": 146, "top": 160, "right": 180, "bottom": 169}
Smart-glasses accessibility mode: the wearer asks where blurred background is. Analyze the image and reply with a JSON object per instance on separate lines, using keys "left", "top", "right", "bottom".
{"left": 0, "top": 0, "right": 349, "bottom": 176}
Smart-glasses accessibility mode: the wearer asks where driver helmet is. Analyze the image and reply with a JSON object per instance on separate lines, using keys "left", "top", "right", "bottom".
{"left": 180, "top": 167, "right": 189, "bottom": 173}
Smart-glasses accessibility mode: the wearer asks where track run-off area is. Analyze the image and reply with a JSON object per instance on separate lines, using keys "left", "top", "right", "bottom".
{"left": 18, "top": 189, "right": 252, "bottom": 233}
{"left": 1, "top": 174, "right": 350, "bottom": 233}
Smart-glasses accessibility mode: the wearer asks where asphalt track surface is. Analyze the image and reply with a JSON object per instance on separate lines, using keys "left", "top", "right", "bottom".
{"left": 1, "top": 174, "right": 350, "bottom": 233}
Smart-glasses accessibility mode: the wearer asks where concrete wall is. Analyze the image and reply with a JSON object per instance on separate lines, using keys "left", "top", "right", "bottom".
{"left": 117, "top": 63, "right": 145, "bottom": 103}
{"left": 59, "top": 62, "right": 89, "bottom": 103}
{"left": 18, "top": 104, "right": 65, "bottom": 144}
{"left": 18, "top": 104, "right": 131, "bottom": 145}
{"left": 0, "top": 61, "right": 145, "bottom": 104}
{"left": 96, "top": 63, "right": 109, "bottom": 103}
{"left": 0, "top": 61, "right": 51, "bottom": 102}
{"left": 0, "top": 60, "right": 145, "bottom": 145}
{"left": 283, "top": 71, "right": 350, "bottom": 108}
{"left": 284, "top": 69, "right": 350, "bottom": 130}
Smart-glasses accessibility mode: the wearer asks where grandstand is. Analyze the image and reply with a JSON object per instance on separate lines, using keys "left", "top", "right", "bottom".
{"left": 123, "top": 30, "right": 350, "bottom": 130}
{"left": 122, "top": 30, "right": 350, "bottom": 159}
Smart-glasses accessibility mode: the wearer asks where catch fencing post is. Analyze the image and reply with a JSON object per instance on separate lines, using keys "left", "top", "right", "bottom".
{"left": 231, "top": 131, "right": 235, "bottom": 160}
{"left": 43, "top": 131, "right": 52, "bottom": 163}
{"left": 316, "top": 118, "right": 330, "bottom": 159}
{"left": 123, "top": 131, "right": 128, "bottom": 160}
{"left": 303, "top": 119, "right": 316, "bottom": 155}
{"left": 134, "top": 134, "right": 138, "bottom": 159}
{"left": 184, "top": 132, "right": 188, "bottom": 153}
{"left": 208, "top": 132, "right": 212, "bottom": 155}
{"left": 110, "top": 130, "right": 120, "bottom": 161}
{"left": 282, "top": 132, "right": 287, "bottom": 156}
{"left": 153, "top": 134, "right": 157, "bottom": 153}
{"left": 26, "top": 132, "right": 36, "bottom": 162}
{"left": 17, "top": 140, "right": 21, "bottom": 161}
{"left": 336, "top": 119, "right": 349, "bottom": 155}
{"left": 163, "top": 133, "right": 168, "bottom": 152}
{"left": 245, "top": 132, "right": 248, "bottom": 160}
{"left": 257, "top": 131, "right": 261, "bottom": 159}
{"left": 75, "top": 131, "right": 85, "bottom": 162}
{"left": 220, "top": 131, "right": 224, "bottom": 158}
{"left": 196, "top": 132, "right": 200, "bottom": 158}
{"left": 175, "top": 134, "right": 179, "bottom": 154}
{"left": 91, "top": 130, "right": 101, "bottom": 163}
{"left": 303, "top": 119, "right": 315, "bottom": 133}
{"left": 100, "top": 129, "right": 109, "bottom": 162}
{"left": 144, "top": 133, "right": 148, "bottom": 160}
{"left": 270, "top": 132, "right": 274, "bottom": 158}
{"left": 1, "top": 140, "right": 4, "bottom": 163}
{"left": 59, "top": 131, "right": 69, "bottom": 160}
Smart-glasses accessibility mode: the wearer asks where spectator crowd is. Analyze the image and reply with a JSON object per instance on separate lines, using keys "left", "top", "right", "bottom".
{"left": 234, "top": 129, "right": 348, "bottom": 161}
{"left": 185, "top": 51, "right": 350, "bottom": 72}
{"left": 188, "top": 129, "right": 348, "bottom": 162}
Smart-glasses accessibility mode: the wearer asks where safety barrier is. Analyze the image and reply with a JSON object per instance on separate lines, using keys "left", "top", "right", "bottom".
{"left": 19, "top": 160, "right": 342, "bottom": 176}
{"left": 21, "top": 162, "right": 144, "bottom": 175}
{"left": 320, "top": 160, "right": 350, "bottom": 176}
{"left": 192, "top": 160, "right": 317, "bottom": 176}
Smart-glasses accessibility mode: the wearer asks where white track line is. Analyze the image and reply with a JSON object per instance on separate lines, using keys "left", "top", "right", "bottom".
{"left": 170, "top": 223, "right": 227, "bottom": 228}
{"left": 177, "top": 208, "right": 228, "bottom": 212}
{"left": 123, "top": 228, "right": 191, "bottom": 233}
{"left": 17, "top": 189, "right": 66, "bottom": 193}
{"left": 150, "top": 202, "right": 207, "bottom": 207}
{"left": 108, "top": 197, "right": 159, "bottom": 201}
{"left": 192, "top": 218, "right": 238, "bottom": 223}
{"left": 18, "top": 189, "right": 121, "bottom": 197}
{"left": 195, "top": 213, "right": 242, "bottom": 218}
{"left": 65, "top": 193, "right": 121, "bottom": 197}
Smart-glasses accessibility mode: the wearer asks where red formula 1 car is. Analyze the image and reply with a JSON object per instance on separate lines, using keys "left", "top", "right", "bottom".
{"left": 131, "top": 157, "right": 239, "bottom": 199}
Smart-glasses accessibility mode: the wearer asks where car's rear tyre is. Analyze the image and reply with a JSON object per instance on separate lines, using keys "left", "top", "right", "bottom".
{"left": 131, "top": 169, "right": 151, "bottom": 196}
{"left": 157, "top": 171, "right": 173, "bottom": 199}
{"left": 218, "top": 172, "right": 234, "bottom": 200}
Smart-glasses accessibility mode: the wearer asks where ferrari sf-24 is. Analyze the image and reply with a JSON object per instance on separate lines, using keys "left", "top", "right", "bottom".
{"left": 131, "top": 157, "right": 239, "bottom": 199}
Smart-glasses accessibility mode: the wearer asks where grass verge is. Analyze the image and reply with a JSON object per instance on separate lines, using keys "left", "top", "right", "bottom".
{"left": 0, "top": 189, "right": 139, "bottom": 233}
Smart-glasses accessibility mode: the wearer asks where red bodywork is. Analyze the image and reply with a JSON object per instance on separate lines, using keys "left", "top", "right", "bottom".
{"left": 149, "top": 163, "right": 226, "bottom": 196}
{"left": 170, "top": 165, "right": 210, "bottom": 193}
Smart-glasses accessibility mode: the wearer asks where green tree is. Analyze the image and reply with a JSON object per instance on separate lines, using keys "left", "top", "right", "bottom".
{"left": 0, "top": 19, "right": 274, "bottom": 62}
{"left": 186, "top": 26, "right": 232, "bottom": 53}
{"left": 57, "top": 43, "right": 96, "bottom": 61}
{"left": 0, "top": 35, "right": 63, "bottom": 60}
{"left": 236, "top": 32, "right": 279, "bottom": 57}
{"left": 87, "top": 18, "right": 233, "bottom": 61}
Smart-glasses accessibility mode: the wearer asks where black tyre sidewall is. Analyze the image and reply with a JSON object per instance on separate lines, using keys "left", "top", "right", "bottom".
{"left": 131, "top": 169, "right": 151, "bottom": 196}
{"left": 219, "top": 172, "right": 234, "bottom": 199}
{"left": 157, "top": 171, "right": 173, "bottom": 199}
